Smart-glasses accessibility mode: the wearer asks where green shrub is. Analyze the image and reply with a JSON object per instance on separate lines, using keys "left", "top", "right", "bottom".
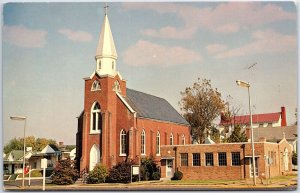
{"left": 107, "top": 160, "right": 136, "bottom": 183}
{"left": 52, "top": 157, "right": 79, "bottom": 185}
{"left": 152, "top": 172, "right": 161, "bottom": 180}
{"left": 171, "top": 171, "right": 183, "bottom": 180}
{"left": 140, "top": 157, "right": 160, "bottom": 181}
{"left": 87, "top": 164, "right": 108, "bottom": 184}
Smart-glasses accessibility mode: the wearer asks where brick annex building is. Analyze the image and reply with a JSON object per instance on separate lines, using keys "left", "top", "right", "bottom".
{"left": 75, "top": 11, "right": 190, "bottom": 172}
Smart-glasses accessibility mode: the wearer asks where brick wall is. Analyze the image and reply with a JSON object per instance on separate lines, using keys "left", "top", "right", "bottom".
{"left": 160, "top": 140, "right": 292, "bottom": 180}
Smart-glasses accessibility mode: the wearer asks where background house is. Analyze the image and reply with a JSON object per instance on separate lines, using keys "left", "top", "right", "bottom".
{"left": 219, "top": 107, "right": 288, "bottom": 138}
{"left": 3, "top": 150, "right": 32, "bottom": 174}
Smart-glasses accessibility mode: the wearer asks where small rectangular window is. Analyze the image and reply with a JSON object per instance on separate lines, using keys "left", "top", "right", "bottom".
{"left": 232, "top": 152, "right": 241, "bottom": 166}
{"left": 181, "top": 153, "right": 188, "bottom": 166}
{"left": 205, "top": 153, "right": 214, "bottom": 166}
{"left": 192, "top": 153, "right": 201, "bottom": 166}
{"left": 218, "top": 152, "right": 227, "bottom": 166}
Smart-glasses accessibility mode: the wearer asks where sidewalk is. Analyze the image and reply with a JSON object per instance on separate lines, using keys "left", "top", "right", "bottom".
{"left": 3, "top": 176, "right": 297, "bottom": 191}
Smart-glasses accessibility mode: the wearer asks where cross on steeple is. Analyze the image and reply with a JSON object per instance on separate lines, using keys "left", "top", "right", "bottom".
{"left": 104, "top": 3, "right": 109, "bottom": 15}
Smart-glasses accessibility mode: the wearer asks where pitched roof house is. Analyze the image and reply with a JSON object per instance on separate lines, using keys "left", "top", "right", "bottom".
{"left": 219, "top": 107, "right": 288, "bottom": 138}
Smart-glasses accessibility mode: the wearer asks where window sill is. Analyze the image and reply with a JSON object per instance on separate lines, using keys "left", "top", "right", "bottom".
{"left": 156, "top": 154, "right": 161, "bottom": 156}
{"left": 90, "top": 131, "right": 101, "bottom": 135}
{"left": 91, "top": 89, "right": 101, "bottom": 91}
{"left": 119, "top": 154, "right": 127, "bottom": 157}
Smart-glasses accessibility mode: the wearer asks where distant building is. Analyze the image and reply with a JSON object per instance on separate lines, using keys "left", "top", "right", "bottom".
{"left": 29, "top": 144, "right": 61, "bottom": 169}
{"left": 219, "top": 107, "right": 287, "bottom": 138}
{"left": 3, "top": 143, "right": 76, "bottom": 174}
{"left": 3, "top": 150, "right": 32, "bottom": 174}
{"left": 246, "top": 125, "right": 297, "bottom": 153}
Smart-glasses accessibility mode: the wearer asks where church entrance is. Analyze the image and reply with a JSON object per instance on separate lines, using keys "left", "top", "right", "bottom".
{"left": 89, "top": 144, "right": 100, "bottom": 171}
{"left": 166, "top": 159, "right": 174, "bottom": 178}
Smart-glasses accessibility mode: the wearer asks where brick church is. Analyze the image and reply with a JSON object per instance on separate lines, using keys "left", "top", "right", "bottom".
{"left": 76, "top": 9, "right": 191, "bottom": 172}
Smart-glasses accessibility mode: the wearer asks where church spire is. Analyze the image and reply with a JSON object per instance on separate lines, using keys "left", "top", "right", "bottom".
{"left": 95, "top": 4, "right": 118, "bottom": 76}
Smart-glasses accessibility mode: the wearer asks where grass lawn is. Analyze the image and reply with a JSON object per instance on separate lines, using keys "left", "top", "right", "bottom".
{"left": 268, "top": 174, "right": 297, "bottom": 183}
{"left": 164, "top": 174, "right": 297, "bottom": 185}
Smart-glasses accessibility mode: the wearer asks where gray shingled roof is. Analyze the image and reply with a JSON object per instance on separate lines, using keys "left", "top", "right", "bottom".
{"left": 125, "top": 88, "right": 189, "bottom": 125}
{"left": 253, "top": 125, "right": 297, "bottom": 142}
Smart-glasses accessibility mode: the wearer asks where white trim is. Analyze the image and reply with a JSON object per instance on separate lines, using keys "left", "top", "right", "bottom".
{"left": 120, "top": 129, "right": 127, "bottom": 155}
{"left": 170, "top": 133, "right": 174, "bottom": 145}
{"left": 90, "top": 102, "right": 101, "bottom": 133}
{"left": 116, "top": 92, "right": 135, "bottom": 113}
{"left": 91, "top": 80, "right": 101, "bottom": 91}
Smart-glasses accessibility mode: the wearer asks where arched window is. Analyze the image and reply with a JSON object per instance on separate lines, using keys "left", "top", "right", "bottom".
{"left": 89, "top": 144, "right": 100, "bottom": 171}
{"left": 141, "top": 129, "right": 146, "bottom": 155}
{"left": 156, "top": 132, "right": 160, "bottom": 155}
{"left": 90, "top": 102, "right": 102, "bottom": 133}
{"left": 91, "top": 80, "right": 101, "bottom": 91}
{"left": 120, "top": 130, "right": 127, "bottom": 156}
{"left": 170, "top": 133, "right": 174, "bottom": 145}
{"left": 113, "top": 81, "right": 121, "bottom": 92}
{"left": 181, "top": 134, "right": 185, "bottom": 145}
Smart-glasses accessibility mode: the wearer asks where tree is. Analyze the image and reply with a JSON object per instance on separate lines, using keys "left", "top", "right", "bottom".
{"left": 52, "top": 157, "right": 79, "bottom": 185}
{"left": 36, "top": 138, "right": 56, "bottom": 151}
{"left": 179, "top": 78, "right": 225, "bottom": 143}
{"left": 3, "top": 138, "right": 23, "bottom": 154}
{"left": 3, "top": 136, "right": 57, "bottom": 154}
{"left": 210, "top": 126, "right": 220, "bottom": 143}
{"left": 225, "top": 125, "right": 248, "bottom": 143}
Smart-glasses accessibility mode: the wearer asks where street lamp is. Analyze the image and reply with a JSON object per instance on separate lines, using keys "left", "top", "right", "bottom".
{"left": 10, "top": 116, "right": 27, "bottom": 188}
{"left": 236, "top": 80, "right": 256, "bottom": 186}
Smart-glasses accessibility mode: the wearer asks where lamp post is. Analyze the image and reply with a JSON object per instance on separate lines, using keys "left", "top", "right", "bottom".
{"left": 236, "top": 80, "right": 256, "bottom": 186}
{"left": 10, "top": 116, "right": 27, "bottom": 188}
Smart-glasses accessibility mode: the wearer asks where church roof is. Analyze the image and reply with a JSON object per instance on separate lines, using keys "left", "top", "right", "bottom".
{"left": 125, "top": 88, "right": 189, "bottom": 126}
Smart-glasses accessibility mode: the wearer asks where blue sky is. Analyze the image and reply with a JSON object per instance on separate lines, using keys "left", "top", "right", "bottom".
{"left": 2, "top": 2, "right": 298, "bottom": 145}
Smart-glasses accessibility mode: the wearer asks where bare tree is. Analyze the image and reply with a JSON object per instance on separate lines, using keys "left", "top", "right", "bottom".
{"left": 179, "top": 78, "right": 225, "bottom": 144}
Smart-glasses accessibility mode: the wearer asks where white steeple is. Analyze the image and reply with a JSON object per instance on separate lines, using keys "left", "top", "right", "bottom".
{"left": 95, "top": 4, "right": 118, "bottom": 76}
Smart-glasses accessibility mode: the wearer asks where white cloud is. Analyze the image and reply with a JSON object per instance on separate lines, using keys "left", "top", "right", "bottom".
{"left": 3, "top": 25, "right": 47, "bottom": 48}
{"left": 123, "top": 2, "right": 296, "bottom": 38}
{"left": 58, "top": 28, "right": 93, "bottom": 42}
{"left": 215, "top": 29, "right": 297, "bottom": 59}
{"left": 122, "top": 40, "right": 202, "bottom": 67}
{"left": 206, "top": 44, "right": 228, "bottom": 54}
